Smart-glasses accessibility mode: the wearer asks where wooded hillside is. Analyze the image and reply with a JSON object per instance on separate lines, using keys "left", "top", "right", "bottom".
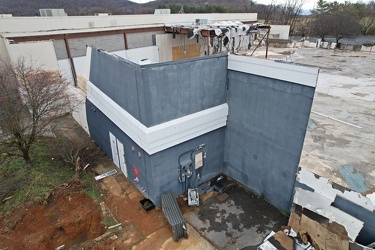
{"left": 0, "top": 0, "right": 261, "bottom": 16}
{"left": 1, "top": 0, "right": 374, "bottom": 36}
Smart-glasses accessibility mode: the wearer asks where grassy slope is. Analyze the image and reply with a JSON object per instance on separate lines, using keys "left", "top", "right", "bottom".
{"left": 0, "top": 137, "right": 101, "bottom": 216}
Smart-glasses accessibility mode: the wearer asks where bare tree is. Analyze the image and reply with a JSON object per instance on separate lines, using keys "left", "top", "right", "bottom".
{"left": 241, "top": 0, "right": 255, "bottom": 12}
{"left": 0, "top": 58, "right": 72, "bottom": 163}
{"left": 264, "top": 0, "right": 278, "bottom": 24}
{"left": 360, "top": 1, "right": 375, "bottom": 35}
{"left": 311, "top": 13, "right": 361, "bottom": 43}
{"left": 293, "top": 16, "right": 310, "bottom": 36}
{"left": 330, "top": 13, "right": 361, "bottom": 43}
{"left": 265, "top": 0, "right": 307, "bottom": 34}
{"left": 311, "top": 14, "right": 333, "bottom": 41}
{"left": 54, "top": 136, "right": 102, "bottom": 181}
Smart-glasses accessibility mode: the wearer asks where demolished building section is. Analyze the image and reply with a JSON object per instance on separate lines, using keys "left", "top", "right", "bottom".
{"left": 85, "top": 47, "right": 318, "bottom": 211}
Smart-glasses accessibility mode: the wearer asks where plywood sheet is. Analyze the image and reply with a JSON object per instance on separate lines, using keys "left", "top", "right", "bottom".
{"left": 299, "top": 214, "right": 349, "bottom": 250}
{"left": 172, "top": 44, "right": 200, "bottom": 61}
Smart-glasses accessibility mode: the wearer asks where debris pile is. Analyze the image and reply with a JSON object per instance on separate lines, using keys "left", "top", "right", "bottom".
{"left": 258, "top": 226, "right": 319, "bottom": 250}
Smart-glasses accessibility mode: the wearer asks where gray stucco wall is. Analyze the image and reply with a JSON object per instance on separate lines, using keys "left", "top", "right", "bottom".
{"left": 86, "top": 99, "right": 225, "bottom": 206}
{"left": 139, "top": 55, "right": 227, "bottom": 126}
{"left": 86, "top": 100, "right": 154, "bottom": 201}
{"left": 149, "top": 128, "right": 225, "bottom": 205}
{"left": 53, "top": 39, "right": 69, "bottom": 60}
{"left": 224, "top": 71, "right": 315, "bottom": 211}
{"left": 90, "top": 49, "right": 142, "bottom": 121}
{"left": 89, "top": 49, "right": 227, "bottom": 127}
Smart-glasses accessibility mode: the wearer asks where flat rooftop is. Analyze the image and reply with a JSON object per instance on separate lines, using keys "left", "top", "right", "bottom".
{"left": 265, "top": 47, "right": 375, "bottom": 193}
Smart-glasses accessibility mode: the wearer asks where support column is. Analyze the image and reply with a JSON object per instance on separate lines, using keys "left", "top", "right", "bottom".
{"left": 123, "top": 30, "right": 129, "bottom": 50}
{"left": 265, "top": 27, "right": 271, "bottom": 59}
{"left": 63, "top": 34, "right": 77, "bottom": 87}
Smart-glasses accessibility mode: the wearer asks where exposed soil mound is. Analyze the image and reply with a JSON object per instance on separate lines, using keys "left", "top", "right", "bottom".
{"left": 0, "top": 192, "right": 104, "bottom": 249}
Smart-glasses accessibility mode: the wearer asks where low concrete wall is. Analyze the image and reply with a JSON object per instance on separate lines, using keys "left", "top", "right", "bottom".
{"left": 361, "top": 44, "right": 375, "bottom": 53}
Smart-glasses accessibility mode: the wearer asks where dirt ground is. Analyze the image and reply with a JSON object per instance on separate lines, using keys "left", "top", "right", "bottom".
{"left": 0, "top": 186, "right": 104, "bottom": 250}
{"left": 0, "top": 115, "right": 216, "bottom": 250}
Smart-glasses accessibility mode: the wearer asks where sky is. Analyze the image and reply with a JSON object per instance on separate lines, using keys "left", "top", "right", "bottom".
{"left": 295, "top": 0, "right": 371, "bottom": 11}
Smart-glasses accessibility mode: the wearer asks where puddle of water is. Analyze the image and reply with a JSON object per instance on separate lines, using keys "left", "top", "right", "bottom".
{"left": 307, "top": 119, "right": 317, "bottom": 131}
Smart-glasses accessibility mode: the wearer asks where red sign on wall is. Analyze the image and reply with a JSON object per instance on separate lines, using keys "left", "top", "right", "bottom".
{"left": 133, "top": 166, "right": 140, "bottom": 177}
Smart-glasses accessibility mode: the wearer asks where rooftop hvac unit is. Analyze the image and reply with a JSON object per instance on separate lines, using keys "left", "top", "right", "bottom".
{"left": 39, "top": 9, "right": 67, "bottom": 17}
{"left": 154, "top": 9, "right": 171, "bottom": 14}
{"left": 95, "top": 13, "right": 111, "bottom": 16}
{"left": 196, "top": 19, "right": 208, "bottom": 25}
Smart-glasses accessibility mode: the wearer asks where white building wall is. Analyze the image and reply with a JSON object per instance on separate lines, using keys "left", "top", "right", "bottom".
{"left": 155, "top": 34, "right": 173, "bottom": 62}
{"left": 58, "top": 59, "right": 75, "bottom": 84}
{"left": 0, "top": 14, "right": 257, "bottom": 33}
{"left": 0, "top": 37, "right": 10, "bottom": 65}
{"left": 66, "top": 85, "right": 90, "bottom": 134}
{"left": 269, "top": 25, "right": 290, "bottom": 39}
{"left": 113, "top": 46, "right": 159, "bottom": 63}
{"left": 6, "top": 40, "right": 59, "bottom": 70}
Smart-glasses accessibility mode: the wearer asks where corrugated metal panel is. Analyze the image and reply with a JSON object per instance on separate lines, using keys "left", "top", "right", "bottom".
{"left": 68, "top": 34, "right": 124, "bottom": 57}
{"left": 161, "top": 193, "right": 187, "bottom": 242}
{"left": 53, "top": 39, "right": 68, "bottom": 60}
{"left": 128, "top": 31, "right": 164, "bottom": 49}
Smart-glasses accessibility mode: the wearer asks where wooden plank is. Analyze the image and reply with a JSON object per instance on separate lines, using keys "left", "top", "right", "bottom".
{"left": 327, "top": 221, "right": 350, "bottom": 240}
{"left": 326, "top": 234, "right": 349, "bottom": 250}
{"left": 273, "top": 231, "right": 294, "bottom": 250}
{"left": 299, "top": 214, "right": 349, "bottom": 250}
{"left": 288, "top": 212, "right": 301, "bottom": 233}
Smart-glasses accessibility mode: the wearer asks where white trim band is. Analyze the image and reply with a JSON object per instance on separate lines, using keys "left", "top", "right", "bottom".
{"left": 87, "top": 81, "right": 228, "bottom": 155}
{"left": 227, "top": 54, "right": 319, "bottom": 87}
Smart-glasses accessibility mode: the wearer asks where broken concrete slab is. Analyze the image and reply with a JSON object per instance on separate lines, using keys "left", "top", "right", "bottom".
{"left": 297, "top": 168, "right": 375, "bottom": 211}
{"left": 293, "top": 188, "right": 364, "bottom": 241}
